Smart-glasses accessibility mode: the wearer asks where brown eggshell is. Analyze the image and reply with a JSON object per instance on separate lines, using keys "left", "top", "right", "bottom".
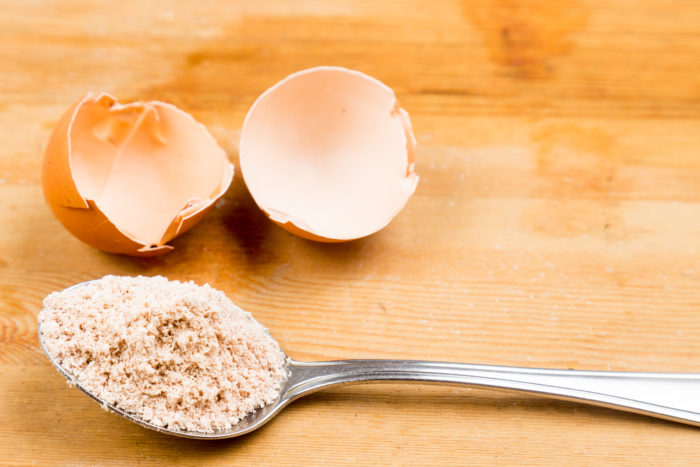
{"left": 239, "top": 66, "right": 419, "bottom": 242}
{"left": 44, "top": 199, "right": 173, "bottom": 256}
{"left": 42, "top": 94, "right": 92, "bottom": 208}
{"left": 42, "top": 93, "right": 234, "bottom": 256}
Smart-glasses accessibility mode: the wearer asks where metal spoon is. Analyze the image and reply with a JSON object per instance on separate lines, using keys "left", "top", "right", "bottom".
{"left": 38, "top": 286, "right": 700, "bottom": 439}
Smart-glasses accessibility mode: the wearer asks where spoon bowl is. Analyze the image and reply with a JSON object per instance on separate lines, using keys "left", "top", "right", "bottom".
{"left": 38, "top": 281, "right": 700, "bottom": 439}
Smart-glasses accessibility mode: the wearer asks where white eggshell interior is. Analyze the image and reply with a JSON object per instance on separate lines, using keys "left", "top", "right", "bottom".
{"left": 240, "top": 67, "right": 418, "bottom": 241}
{"left": 69, "top": 97, "right": 231, "bottom": 245}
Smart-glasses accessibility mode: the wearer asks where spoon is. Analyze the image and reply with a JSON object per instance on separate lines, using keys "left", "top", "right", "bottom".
{"left": 38, "top": 285, "right": 700, "bottom": 439}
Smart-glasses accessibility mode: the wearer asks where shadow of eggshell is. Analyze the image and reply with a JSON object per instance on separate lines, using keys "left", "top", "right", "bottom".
{"left": 239, "top": 66, "right": 419, "bottom": 242}
{"left": 41, "top": 93, "right": 234, "bottom": 257}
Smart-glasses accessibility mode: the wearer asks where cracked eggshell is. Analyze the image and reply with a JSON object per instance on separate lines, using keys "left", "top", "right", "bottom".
{"left": 42, "top": 93, "right": 234, "bottom": 256}
{"left": 239, "top": 66, "right": 418, "bottom": 242}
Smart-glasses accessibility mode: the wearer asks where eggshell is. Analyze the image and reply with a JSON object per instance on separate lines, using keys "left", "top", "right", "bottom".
{"left": 42, "top": 93, "right": 234, "bottom": 256}
{"left": 239, "top": 66, "right": 418, "bottom": 242}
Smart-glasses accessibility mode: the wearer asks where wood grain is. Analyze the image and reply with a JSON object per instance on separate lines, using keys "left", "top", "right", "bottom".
{"left": 1, "top": 0, "right": 700, "bottom": 464}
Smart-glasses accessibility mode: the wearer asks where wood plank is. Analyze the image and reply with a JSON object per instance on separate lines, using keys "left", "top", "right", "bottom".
{"left": 1, "top": 0, "right": 700, "bottom": 464}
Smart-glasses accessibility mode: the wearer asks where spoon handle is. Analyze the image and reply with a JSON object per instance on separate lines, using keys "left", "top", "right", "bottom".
{"left": 285, "top": 360, "right": 700, "bottom": 427}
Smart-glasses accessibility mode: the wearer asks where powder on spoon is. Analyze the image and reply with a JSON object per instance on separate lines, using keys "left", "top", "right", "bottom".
{"left": 38, "top": 275, "right": 288, "bottom": 433}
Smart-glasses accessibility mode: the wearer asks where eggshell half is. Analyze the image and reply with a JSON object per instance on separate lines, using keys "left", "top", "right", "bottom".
{"left": 42, "top": 93, "right": 234, "bottom": 256}
{"left": 239, "top": 66, "right": 419, "bottom": 242}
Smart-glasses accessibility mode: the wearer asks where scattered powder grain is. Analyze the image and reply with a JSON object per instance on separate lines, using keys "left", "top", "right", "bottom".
{"left": 38, "top": 275, "right": 288, "bottom": 433}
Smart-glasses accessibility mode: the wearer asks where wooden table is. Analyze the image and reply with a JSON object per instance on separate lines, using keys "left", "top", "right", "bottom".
{"left": 2, "top": 0, "right": 700, "bottom": 464}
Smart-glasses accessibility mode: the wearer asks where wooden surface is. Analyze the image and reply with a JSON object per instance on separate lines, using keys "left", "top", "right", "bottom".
{"left": 2, "top": 0, "right": 700, "bottom": 464}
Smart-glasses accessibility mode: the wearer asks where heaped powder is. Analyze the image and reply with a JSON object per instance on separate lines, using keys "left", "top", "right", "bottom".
{"left": 38, "top": 275, "right": 288, "bottom": 433}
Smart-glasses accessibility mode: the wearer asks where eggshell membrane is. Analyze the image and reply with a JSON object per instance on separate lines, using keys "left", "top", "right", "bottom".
{"left": 240, "top": 66, "right": 419, "bottom": 242}
{"left": 42, "top": 93, "right": 234, "bottom": 256}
